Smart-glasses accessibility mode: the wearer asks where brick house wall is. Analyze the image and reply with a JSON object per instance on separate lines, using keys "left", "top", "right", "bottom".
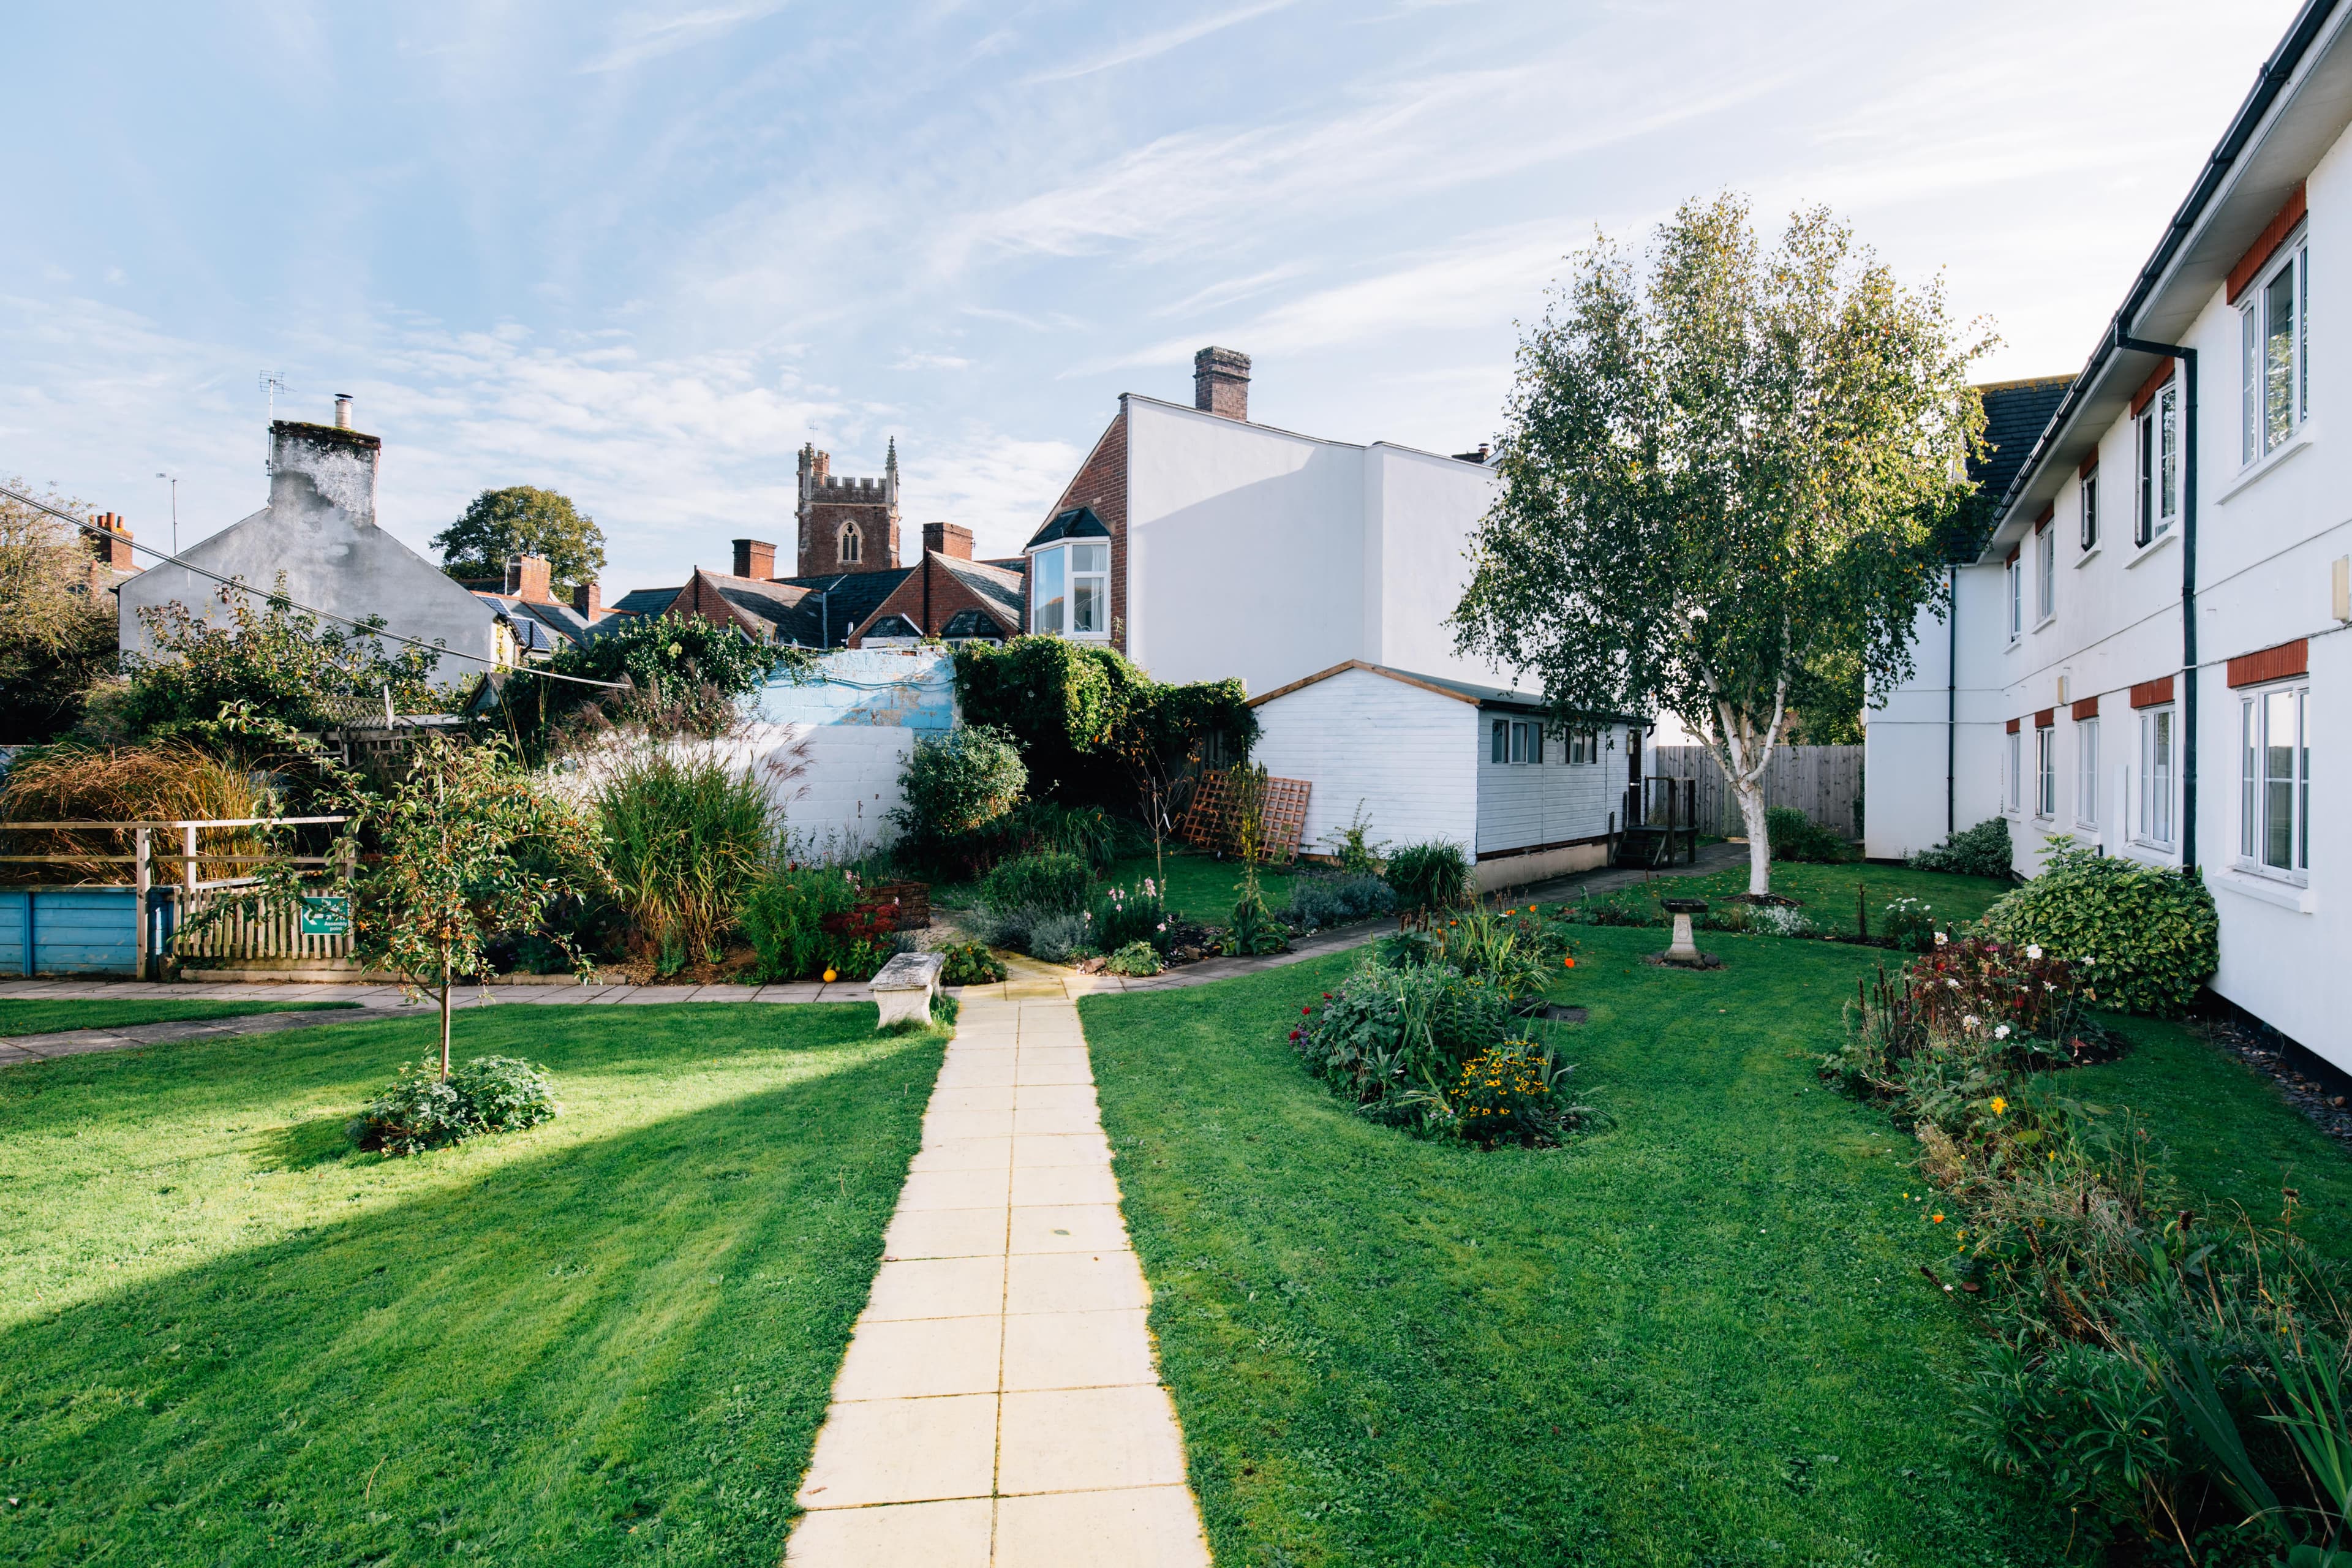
{"left": 1036, "top": 405, "right": 1129, "bottom": 653}
{"left": 847, "top": 555, "right": 1019, "bottom": 646}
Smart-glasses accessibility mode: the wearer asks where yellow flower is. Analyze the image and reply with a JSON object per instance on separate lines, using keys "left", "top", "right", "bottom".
{"left": 1989, "top": 1095, "right": 2008, "bottom": 1117}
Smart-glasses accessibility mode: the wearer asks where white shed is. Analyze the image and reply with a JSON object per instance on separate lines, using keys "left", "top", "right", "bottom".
{"left": 1248, "top": 662, "right": 1644, "bottom": 892}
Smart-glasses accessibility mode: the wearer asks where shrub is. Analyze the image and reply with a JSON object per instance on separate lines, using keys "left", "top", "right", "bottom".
{"left": 593, "top": 746, "right": 773, "bottom": 967}
{"left": 349, "top": 1057, "right": 559, "bottom": 1156}
{"left": 930, "top": 989, "right": 960, "bottom": 1027}
{"left": 1011, "top": 800, "right": 1137, "bottom": 872}
{"left": 1880, "top": 895, "right": 1939, "bottom": 954}
{"left": 979, "top": 850, "right": 1093, "bottom": 917}
{"left": 1984, "top": 837, "right": 2219, "bottom": 1016}
{"left": 741, "top": 863, "right": 859, "bottom": 981}
{"left": 1384, "top": 840, "right": 1471, "bottom": 914}
{"left": 1104, "top": 941, "right": 1163, "bottom": 976}
{"left": 508, "top": 610, "right": 799, "bottom": 752}
{"left": 937, "top": 941, "right": 1007, "bottom": 986}
{"left": 1430, "top": 905, "right": 1564, "bottom": 1005}
{"left": 892, "top": 724, "right": 1027, "bottom": 873}
{"left": 1091, "top": 878, "right": 1168, "bottom": 951}
{"left": 1223, "top": 875, "right": 1289, "bottom": 956}
{"left": 1321, "top": 801, "right": 1390, "bottom": 876}
{"left": 1751, "top": 903, "right": 1813, "bottom": 938}
{"left": 1909, "top": 815, "right": 2013, "bottom": 879}
{"left": 0, "top": 739, "right": 281, "bottom": 883}
{"left": 818, "top": 898, "right": 900, "bottom": 981}
{"left": 1285, "top": 872, "right": 1395, "bottom": 932}
{"left": 1765, "top": 805, "right": 1849, "bottom": 864}
{"left": 1022, "top": 911, "right": 1091, "bottom": 963}
{"left": 1291, "top": 959, "right": 1509, "bottom": 1126}
{"left": 1444, "top": 1039, "right": 1599, "bottom": 1148}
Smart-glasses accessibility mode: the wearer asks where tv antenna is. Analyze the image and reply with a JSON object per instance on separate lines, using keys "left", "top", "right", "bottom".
{"left": 258, "top": 371, "right": 291, "bottom": 473}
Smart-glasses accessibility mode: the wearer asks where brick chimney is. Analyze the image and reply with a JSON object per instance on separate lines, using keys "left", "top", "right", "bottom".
{"left": 734, "top": 538, "right": 777, "bottom": 579}
{"left": 88, "top": 511, "right": 135, "bottom": 571}
{"left": 504, "top": 554, "right": 553, "bottom": 603}
{"left": 1194, "top": 346, "right": 1251, "bottom": 421}
{"left": 573, "top": 579, "right": 602, "bottom": 618}
{"left": 922, "top": 522, "right": 974, "bottom": 560}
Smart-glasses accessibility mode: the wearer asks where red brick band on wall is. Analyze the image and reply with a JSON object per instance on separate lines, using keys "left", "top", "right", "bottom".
{"left": 2071, "top": 695, "right": 2100, "bottom": 722}
{"left": 2035, "top": 709, "right": 2055, "bottom": 728}
{"left": 2228, "top": 181, "right": 2307, "bottom": 304}
{"left": 2006, "top": 545, "right": 2020, "bottom": 565}
{"left": 2130, "top": 676, "right": 2176, "bottom": 709}
{"left": 2034, "top": 502, "right": 2055, "bottom": 527}
{"left": 2227, "top": 638, "right": 2310, "bottom": 688}
{"left": 2078, "top": 451, "right": 2100, "bottom": 479}
{"left": 2006, "top": 717, "right": 2021, "bottom": 734}
{"left": 2130, "top": 358, "right": 2176, "bottom": 417}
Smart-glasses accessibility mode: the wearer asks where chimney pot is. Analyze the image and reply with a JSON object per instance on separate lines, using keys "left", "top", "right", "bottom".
{"left": 88, "top": 511, "right": 135, "bottom": 571}
{"left": 734, "top": 538, "right": 777, "bottom": 579}
{"left": 1193, "top": 345, "right": 1251, "bottom": 421}
{"left": 923, "top": 522, "right": 974, "bottom": 560}
{"left": 334, "top": 394, "right": 354, "bottom": 430}
{"left": 504, "top": 554, "right": 552, "bottom": 603}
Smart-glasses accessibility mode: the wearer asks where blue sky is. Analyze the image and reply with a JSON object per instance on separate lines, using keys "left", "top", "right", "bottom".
{"left": 4, "top": 0, "right": 2301, "bottom": 595}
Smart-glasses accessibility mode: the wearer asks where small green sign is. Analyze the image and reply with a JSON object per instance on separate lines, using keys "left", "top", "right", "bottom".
{"left": 299, "top": 895, "right": 352, "bottom": 937}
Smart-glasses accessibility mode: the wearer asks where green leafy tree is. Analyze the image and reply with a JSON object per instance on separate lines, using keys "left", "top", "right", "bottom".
{"left": 345, "top": 734, "right": 603, "bottom": 1077}
{"left": 1454, "top": 195, "right": 1988, "bottom": 894}
{"left": 0, "top": 478, "right": 118, "bottom": 742}
{"left": 433, "top": 486, "right": 606, "bottom": 592}
{"left": 502, "top": 612, "right": 805, "bottom": 753}
{"left": 115, "top": 580, "right": 451, "bottom": 740}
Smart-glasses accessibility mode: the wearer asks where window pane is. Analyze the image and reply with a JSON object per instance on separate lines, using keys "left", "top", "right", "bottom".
{"left": 2299, "top": 690, "right": 2310, "bottom": 870}
{"left": 2082, "top": 475, "right": 2098, "bottom": 551}
{"left": 1071, "top": 578, "right": 1100, "bottom": 633}
{"left": 1492, "top": 720, "right": 1507, "bottom": 764}
{"left": 2266, "top": 689, "right": 2296, "bottom": 869}
{"left": 2267, "top": 263, "right": 2296, "bottom": 453}
{"left": 2154, "top": 710, "right": 2174, "bottom": 843}
{"left": 2301, "top": 246, "right": 2310, "bottom": 423}
{"left": 1035, "top": 548, "right": 1065, "bottom": 635}
{"left": 2138, "top": 413, "right": 2154, "bottom": 545}
{"left": 2242, "top": 699, "right": 2260, "bottom": 860}
{"left": 2160, "top": 386, "right": 2178, "bottom": 522}
{"left": 1071, "top": 542, "right": 1107, "bottom": 574}
{"left": 2037, "top": 529, "right": 2054, "bottom": 620}
{"left": 2243, "top": 303, "right": 2261, "bottom": 464}
{"left": 2079, "top": 720, "right": 2098, "bottom": 824}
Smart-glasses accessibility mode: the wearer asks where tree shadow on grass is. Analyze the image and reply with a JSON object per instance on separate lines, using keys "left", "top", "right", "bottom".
{"left": 0, "top": 1036, "right": 933, "bottom": 1567}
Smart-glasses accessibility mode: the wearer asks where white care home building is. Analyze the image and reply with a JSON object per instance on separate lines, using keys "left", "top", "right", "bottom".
{"left": 1872, "top": 0, "right": 2352, "bottom": 1069}
{"left": 1248, "top": 662, "right": 1643, "bottom": 892}
{"left": 1020, "top": 346, "right": 1513, "bottom": 699}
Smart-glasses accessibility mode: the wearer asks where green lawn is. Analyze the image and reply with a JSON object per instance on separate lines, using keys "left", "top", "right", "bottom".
{"left": 0, "top": 998, "right": 354, "bottom": 1037}
{"left": 0, "top": 1003, "right": 941, "bottom": 1565}
{"left": 1079, "top": 924, "right": 2352, "bottom": 1566}
{"left": 1574, "top": 860, "right": 2016, "bottom": 936}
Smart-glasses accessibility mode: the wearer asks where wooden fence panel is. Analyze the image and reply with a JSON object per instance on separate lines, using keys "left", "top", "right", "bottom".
{"left": 1645, "top": 745, "right": 1864, "bottom": 839}
{"left": 170, "top": 887, "right": 354, "bottom": 966}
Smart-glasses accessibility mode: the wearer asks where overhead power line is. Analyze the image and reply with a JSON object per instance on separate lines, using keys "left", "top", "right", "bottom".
{"left": 0, "top": 480, "right": 631, "bottom": 691}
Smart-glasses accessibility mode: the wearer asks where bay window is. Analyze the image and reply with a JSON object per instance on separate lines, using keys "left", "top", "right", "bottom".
{"left": 1030, "top": 539, "right": 1110, "bottom": 638}
{"left": 2239, "top": 684, "right": 2311, "bottom": 881}
{"left": 2242, "top": 232, "right": 2310, "bottom": 464}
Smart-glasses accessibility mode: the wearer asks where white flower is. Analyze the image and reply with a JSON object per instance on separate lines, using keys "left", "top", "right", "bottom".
{"left": 1962, "top": 1014, "right": 1981, "bottom": 1028}
{"left": 1993, "top": 1024, "right": 2011, "bottom": 1040}
{"left": 2045, "top": 982, "right": 2056, "bottom": 993}
{"left": 2026, "top": 944, "right": 2043, "bottom": 960}
{"left": 1946, "top": 979, "right": 1961, "bottom": 989}
{"left": 1934, "top": 932, "right": 1948, "bottom": 946}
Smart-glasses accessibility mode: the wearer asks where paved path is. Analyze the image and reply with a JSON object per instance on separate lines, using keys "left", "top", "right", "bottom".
{"left": 785, "top": 984, "right": 1209, "bottom": 1568}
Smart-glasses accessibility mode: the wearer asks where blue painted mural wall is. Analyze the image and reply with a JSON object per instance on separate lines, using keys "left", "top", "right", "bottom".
{"left": 745, "top": 648, "right": 957, "bottom": 734}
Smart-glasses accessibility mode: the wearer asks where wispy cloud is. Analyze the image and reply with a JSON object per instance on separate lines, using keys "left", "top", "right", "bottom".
{"left": 1023, "top": 0, "right": 1297, "bottom": 85}
{"left": 582, "top": 1, "right": 790, "bottom": 73}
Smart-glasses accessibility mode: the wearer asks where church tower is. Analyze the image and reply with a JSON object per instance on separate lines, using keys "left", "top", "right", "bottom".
{"left": 795, "top": 439, "right": 901, "bottom": 576}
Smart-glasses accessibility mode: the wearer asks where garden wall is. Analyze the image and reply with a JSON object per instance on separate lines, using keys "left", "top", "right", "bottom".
{"left": 728, "top": 647, "right": 961, "bottom": 860}
{"left": 1645, "top": 744, "right": 1863, "bottom": 839}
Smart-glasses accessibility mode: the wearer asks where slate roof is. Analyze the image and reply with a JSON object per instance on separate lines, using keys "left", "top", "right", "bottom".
{"left": 1023, "top": 505, "right": 1110, "bottom": 549}
{"left": 766, "top": 568, "right": 913, "bottom": 647}
{"left": 1973, "top": 376, "right": 2075, "bottom": 502}
{"left": 609, "top": 586, "right": 684, "bottom": 618}
{"left": 935, "top": 554, "right": 1026, "bottom": 628}
{"left": 470, "top": 593, "right": 629, "bottom": 656}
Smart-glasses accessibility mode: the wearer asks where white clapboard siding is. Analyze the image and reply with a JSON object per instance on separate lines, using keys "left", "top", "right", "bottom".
{"left": 1645, "top": 744, "right": 1864, "bottom": 837}
{"left": 1474, "top": 720, "right": 1631, "bottom": 854}
{"left": 1251, "top": 668, "right": 1478, "bottom": 856}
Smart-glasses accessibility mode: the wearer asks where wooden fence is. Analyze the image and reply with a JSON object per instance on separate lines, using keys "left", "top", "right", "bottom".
{"left": 1644, "top": 745, "right": 1863, "bottom": 839}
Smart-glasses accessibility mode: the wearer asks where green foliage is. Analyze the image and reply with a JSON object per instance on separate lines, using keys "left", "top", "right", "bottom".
{"left": 1453, "top": 194, "right": 1987, "bottom": 895}
{"left": 433, "top": 486, "right": 607, "bottom": 592}
{"left": 0, "top": 477, "right": 116, "bottom": 742}
{"left": 936, "top": 940, "right": 1007, "bottom": 986}
{"left": 739, "top": 863, "right": 870, "bottom": 982}
{"left": 951, "top": 636, "right": 1254, "bottom": 808}
{"left": 1010, "top": 799, "right": 1138, "bottom": 872}
{"left": 347, "top": 1055, "right": 557, "bottom": 1156}
{"left": 979, "top": 851, "right": 1092, "bottom": 917}
{"left": 1443, "top": 1039, "right": 1600, "bottom": 1148}
{"left": 1880, "top": 896, "right": 1939, "bottom": 954}
{"left": 1430, "top": 903, "right": 1570, "bottom": 1006}
{"left": 1104, "top": 941, "right": 1164, "bottom": 977}
{"left": 1289, "top": 957, "right": 1510, "bottom": 1128}
{"left": 592, "top": 746, "right": 772, "bottom": 968}
{"left": 117, "top": 579, "right": 450, "bottom": 739}
{"left": 509, "top": 613, "right": 799, "bottom": 750}
{"left": 1382, "top": 840, "right": 1471, "bottom": 914}
{"left": 1765, "top": 806, "right": 1850, "bottom": 863}
{"left": 1910, "top": 815, "right": 2013, "bottom": 879}
{"left": 892, "top": 724, "right": 1028, "bottom": 874}
{"left": 1985, "top": 837, "right": 2219, "bottom": 1016}
{"left": 984, "top": 908, "right": 1089, "bottom": 963}
{"left": 1223, "top": 873, "right": 1289, "bottom": 957}
{"left": 1320, "top": 800, "right": 1390, "bottom": 876}
{"left": 1091, "top": 878, "right": 1168, "bottom": 952}
{"left": 1284, "top": 872, "right": 1395, "bottom": 932}
{"left": 930, "top": 989, "right": 960, "bottom": 1027}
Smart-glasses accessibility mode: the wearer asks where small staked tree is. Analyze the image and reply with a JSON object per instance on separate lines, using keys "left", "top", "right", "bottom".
{"left": 1454, "top": 194, "right": 1989, "bottom": 894}
{"left": 347, "top": 735, "right": 604, "bottom": 1077}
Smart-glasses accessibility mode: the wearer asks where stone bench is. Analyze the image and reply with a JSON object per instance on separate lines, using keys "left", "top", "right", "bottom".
{"left": 869, "top": 951, "right": 947, "bottom": 1030}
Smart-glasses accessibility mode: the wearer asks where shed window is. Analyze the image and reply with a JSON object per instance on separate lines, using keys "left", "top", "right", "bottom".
{"left": 1491, "top": 719, "right": 1507, "bottom": 763}
{"left": 1491, "top": 719, "right": 1539, "bottom": 764}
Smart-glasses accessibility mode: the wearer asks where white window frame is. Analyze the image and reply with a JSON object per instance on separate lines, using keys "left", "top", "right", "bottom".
{"left": 2006, "top": 556, "right": 2023, "bottom": 643}
{"left": 1491, "top": 718, "right": 1509, "bottom": 764}
{"left": 1027, "top": 538, "right": 1111, "bottom": 641}
{"left": 2241, "top": 229, "right": 2311, "bottom": 467}
{"left": 839, "top": 523, "right": 862, "bottom": 565}
{"left": 2137, "top": 706, "right": 2177, "bottom": 850}
{"left": 2035, "top": 724, "right": 2056, "bottom": 818}
{"left": 2005, "top": 729, "right": 2022, "bottom": 813}
{"left": 2238, "top": 682, "right": 2311, "bottom": 884}
{"left": 2035, "top": 525, "right": 2056, "bottom": 624}
{"left": 2080, "top": 471, "right": 2099, "bottom": 552}
{"left": 2076, "top": 716, "right": 2100, "bottom": 829}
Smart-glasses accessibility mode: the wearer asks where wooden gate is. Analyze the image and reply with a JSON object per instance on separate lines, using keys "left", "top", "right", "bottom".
{"left": 1642, "top": 745, "right": 1864, "bottom": 839}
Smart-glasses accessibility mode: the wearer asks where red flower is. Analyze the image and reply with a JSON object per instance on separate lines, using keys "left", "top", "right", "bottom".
{"left": 1302, "top": 1005, "right": 1312, "bottom": 1016}
{"left": 1288, "top": 1028, "right": 1303, "bottom": 1041}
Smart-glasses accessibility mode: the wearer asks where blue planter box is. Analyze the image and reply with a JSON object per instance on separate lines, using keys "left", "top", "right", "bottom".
{"left": 0, "top": 888, "right": 145, "bottom": 976}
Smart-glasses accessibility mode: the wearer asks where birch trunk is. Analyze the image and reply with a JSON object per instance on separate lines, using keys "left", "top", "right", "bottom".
{"left": 1734, "top": 777, "right": 1772, "bottom": 895}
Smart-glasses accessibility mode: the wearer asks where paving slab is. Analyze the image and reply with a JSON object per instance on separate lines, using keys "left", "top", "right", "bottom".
{"left": 785, "top": 993, "right": 1209, "bottom": 1567}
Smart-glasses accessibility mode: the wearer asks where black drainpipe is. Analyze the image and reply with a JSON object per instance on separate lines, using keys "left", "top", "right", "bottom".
{"left": 2115, "top": 327, "right": 2199, "bottom": 870}
{"left": 1946, "top": 564, "right": 1959, "bottom": 839}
